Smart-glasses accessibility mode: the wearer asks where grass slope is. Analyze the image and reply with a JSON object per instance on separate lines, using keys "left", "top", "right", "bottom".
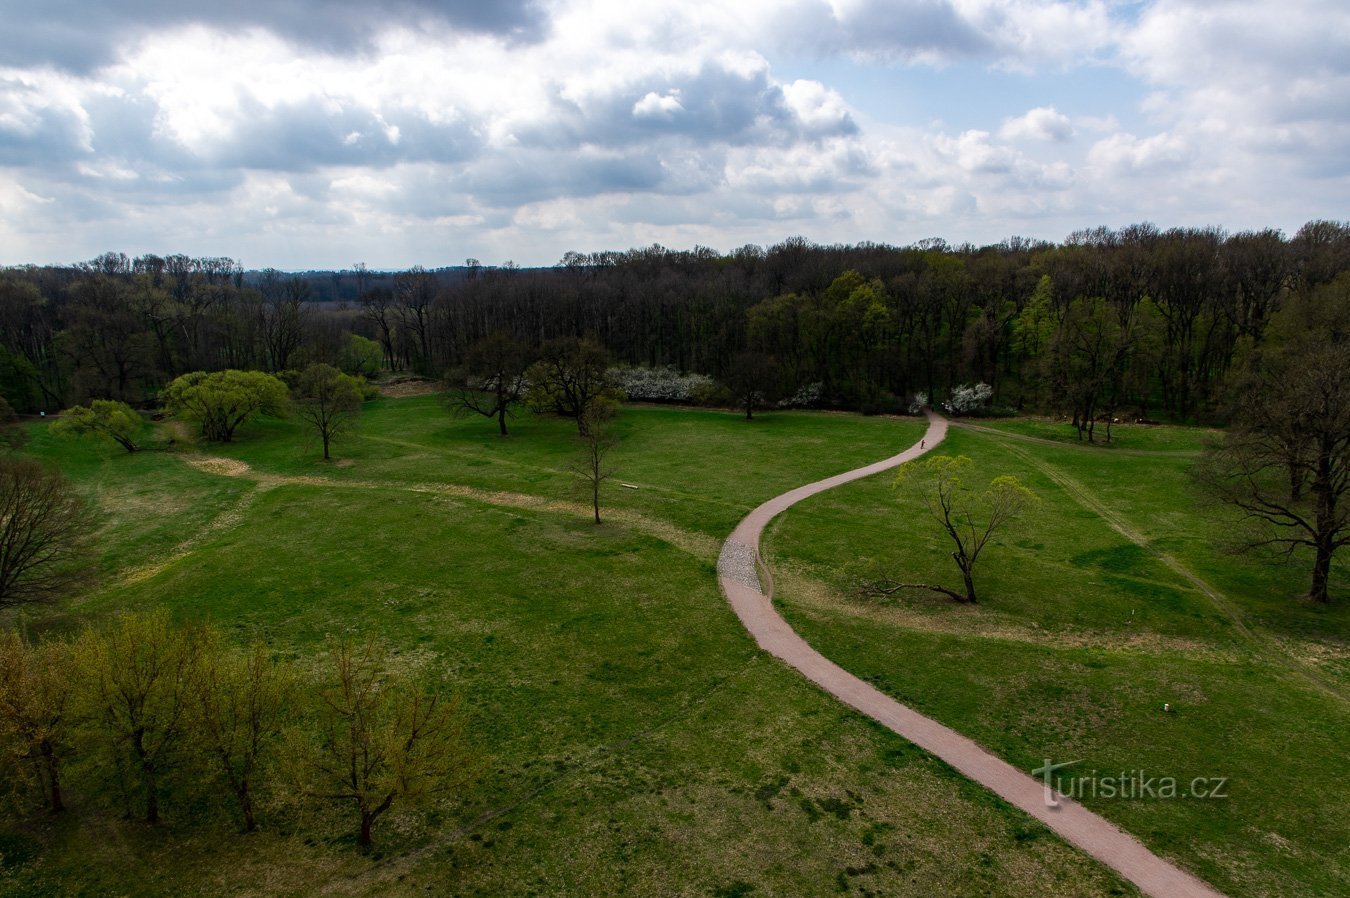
{"left": 2, "top": 403, "right": 1141, "bottom": 898}
{"left": 766, "top": 426, "right": 1350, "bottom": 898}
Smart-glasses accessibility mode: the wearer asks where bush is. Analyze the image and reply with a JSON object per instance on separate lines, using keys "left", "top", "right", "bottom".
{"left": 610, "top": 366, "right": 716, "bottom": 404}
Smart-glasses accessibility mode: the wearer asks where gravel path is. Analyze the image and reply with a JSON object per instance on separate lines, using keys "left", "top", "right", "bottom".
{"left": 716, "top": 408, "right": 1226, "bottom": 898}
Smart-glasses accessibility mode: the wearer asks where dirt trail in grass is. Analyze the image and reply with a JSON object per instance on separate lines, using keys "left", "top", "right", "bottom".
{"left": 985, "top": 436, "right": 1348, "bottom": 705}
{"left": 717, "top": 409, "right": 1227, "bottom": 898}
{"left": 165, "top": 453, "right": 720, "bottom": 563}
{"left": 954, "top": 419, "right": 1203, "bottom": 457}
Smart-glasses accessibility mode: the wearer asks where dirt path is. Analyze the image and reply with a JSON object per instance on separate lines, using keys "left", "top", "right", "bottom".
{"left": 985, "top": 433, "right": 1347, "bottom": 705}
{"left": 716, "top": 409, "right": 1226, "bottom": 898}
{"left": 954, "top": 419, "right": 1203, "bottom": 457}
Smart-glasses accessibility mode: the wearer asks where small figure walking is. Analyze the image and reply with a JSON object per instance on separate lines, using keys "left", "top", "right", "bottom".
{"left": 921, "top": 439, "right": 926, "bottom": 449}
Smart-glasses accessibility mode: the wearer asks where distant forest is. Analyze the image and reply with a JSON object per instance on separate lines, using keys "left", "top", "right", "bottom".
{"left": 3, "top": 221, "right": 1349, "bottom": 423}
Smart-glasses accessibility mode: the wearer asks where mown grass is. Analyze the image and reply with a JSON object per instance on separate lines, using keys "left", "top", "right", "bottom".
{"left": 766, "top": 425, "right": 1350, "bottom": 898}
{"left": 3, "top": 404, "right": 1145, "bottom": 897}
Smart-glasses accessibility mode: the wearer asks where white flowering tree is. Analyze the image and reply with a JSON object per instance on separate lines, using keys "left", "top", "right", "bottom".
{"left": 941, "top": 383, "right": 993, "bottom": 416}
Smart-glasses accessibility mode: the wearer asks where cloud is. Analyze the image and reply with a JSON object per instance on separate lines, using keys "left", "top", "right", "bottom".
{"left": 0, "top": 0, "right": 550, "bottom": 72}
{"left": 999, "top": 106, "right": 1073, "bottom": 142}
{"left": 2, "top": 0, "right": 1349, "bottom": 268}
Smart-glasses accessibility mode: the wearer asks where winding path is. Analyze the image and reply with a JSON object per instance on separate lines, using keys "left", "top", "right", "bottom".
{"left": 715, "top": 409, "right": 1226, "bottom": 898}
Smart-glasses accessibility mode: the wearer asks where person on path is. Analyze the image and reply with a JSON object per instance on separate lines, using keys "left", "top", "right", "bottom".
{"left": 921, "top": 439, "right": 925, "bottom": 449}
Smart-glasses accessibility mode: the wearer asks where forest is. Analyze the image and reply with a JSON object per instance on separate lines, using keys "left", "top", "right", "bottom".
{"left": 2, "top": 220, "right": 1349, "bottom": 428}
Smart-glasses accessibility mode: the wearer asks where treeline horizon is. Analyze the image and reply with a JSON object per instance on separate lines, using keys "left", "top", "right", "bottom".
{"left": 3, "top": 219, "right": 1349, "bottom": 425}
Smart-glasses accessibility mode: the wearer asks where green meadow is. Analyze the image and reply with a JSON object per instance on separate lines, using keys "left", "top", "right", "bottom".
{"left": 3, "top": 398, "right": 1345, "bottom": 897}
{"left": 766, "top": 422, "right": 1350, "bottom": 898}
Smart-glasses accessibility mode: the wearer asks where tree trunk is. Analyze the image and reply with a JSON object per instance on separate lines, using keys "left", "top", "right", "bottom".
{"left": 359, "top": 811, "right": 374, "bottom": 848}
{"left": 322, "top": 432, "right": 331, "bottom": 460}
{"left": 1310, "top": 538, "right": 1332, "bottom": 603}
{"left": 238, "top": 782, "right": 256, "bottom": 833}
{"left": 593, "top": 482, "right": 601, "bottom": 524}
{"left": 42, "top": 740, "right": 63, "bottom": 813}
{"left": 145, "top": 779, "right": 159, "bottom": 824}
{"left": 959, "top": 565, "right": 978, "bottom": 604}
{"left": 497, "top": 408, "right": 508, "bottom": 436}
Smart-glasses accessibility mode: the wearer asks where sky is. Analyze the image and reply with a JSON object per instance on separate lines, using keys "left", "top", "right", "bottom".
{"left": 1, "top": 0, "right": 1347, "bottom": 269}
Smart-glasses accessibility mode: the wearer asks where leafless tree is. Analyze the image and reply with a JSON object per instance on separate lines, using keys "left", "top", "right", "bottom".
{"left": 0, "top": 459, "right": 88, "bottom": 608}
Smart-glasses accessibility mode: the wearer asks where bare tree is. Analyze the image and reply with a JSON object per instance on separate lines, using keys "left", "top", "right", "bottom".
{"left": 723, "top": 351, "right": 780, "bottom": 420}
{"left": 1199, "top": 281, "right": 1350, "bottom": 602}
{"left": 571, "top": 400, "right": 620, "bottom": 524}
{"left": 886, "top": 455, "right": 1037, "bottom": 603}
{"left": 524, "top": 337, "right": 622, "bottom": 435}
{"left": 0, "top": 459, "right": 88, "bottom": 608}
{"left": 449, "top": 333, "right": 528, "bottom": 436}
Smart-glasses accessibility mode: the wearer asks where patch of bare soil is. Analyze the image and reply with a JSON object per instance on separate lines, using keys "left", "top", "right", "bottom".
{"left": 375, "top": 376, "right": 442, "bottom": 398}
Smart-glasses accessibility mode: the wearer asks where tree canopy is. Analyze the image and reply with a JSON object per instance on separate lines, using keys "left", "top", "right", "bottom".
{"left": 163, "top": 369, "right": 288, "bottom": 442}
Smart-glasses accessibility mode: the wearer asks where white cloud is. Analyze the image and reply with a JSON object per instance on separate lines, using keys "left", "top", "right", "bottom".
{"left": 632, "top": 91, "right": 685, "bottom": 120}
{"left": 999, "top": 106, "right": 1073, "bottom": 142}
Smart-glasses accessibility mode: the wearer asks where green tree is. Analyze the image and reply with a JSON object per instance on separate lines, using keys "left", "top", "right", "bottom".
{"left": 73, "top": 611, "right": 206, "bottom": 823}
{"left": 338, "top": 333, "right": 384, "bottom": 378}
{"left": 0, "top": 459, "right": 88, "bottom": 609}
{"left": 194, "top": 638, "right": 292, "bottom": 832}
{"left": 892, "top": 455, "right": 1037, "bottom": 603}
{"left": 163, "top": 370, "right": 288, "bottom": 442}
{"left": 288, "top": 363, "right": 365, "bottom": 460}
{"left": 0, "top": 631, "right": 74, "bottom": 813}
{"left": 50, "top": 400, "right": 143, "bottom": 453}
{"left": 297, "top": 640, "right": 467, "bottom": 850}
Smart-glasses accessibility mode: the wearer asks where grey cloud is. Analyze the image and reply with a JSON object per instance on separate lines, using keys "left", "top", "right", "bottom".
{"left": 459, "top": 148, "right": 667, "bottom": 207}
{"left": 0, "top": 0, "right": 549, "bottom": 72}
{"left": 775, "top": 0, "right": 991, "bottom": 61}
{"left": 206, "top": 100, "right": 483, "bottom": 171}
{"left": 515, "top": 64, "right": 857, "bottom": 153}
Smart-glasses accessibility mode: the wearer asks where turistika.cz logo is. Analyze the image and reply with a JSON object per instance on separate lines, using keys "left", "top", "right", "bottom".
{"left": 1031, "top": 759, "right": 1229, "bottom": 807}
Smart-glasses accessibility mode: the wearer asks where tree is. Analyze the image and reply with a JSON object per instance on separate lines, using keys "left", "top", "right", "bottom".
{"left": 0, "top": 459, "right": 88, "bottom": 609}
{"left": 50, "top": 400, "right": 143, "bottom": 453}
{"left": 338, "top": 333, "right": 384, "bottom": 378}
{"left": 891, "top": 455, "right": 1037, "bottom": 603}
{"left": 0, "top": 631, "right": 74, "bottom": 812}
{"left": 1199, "top": 279, "right": 1350, "bottom": 602}
{"left": 162, "top": 370, "right": 288, "bottom": 442}
{"left": 571, "top": 400, "right": 620, "bottom": 524}
{"left": 0, "top": 396, "right": 28, "bottom": 454}
{"left": 524, "top": 337, "right": 623, "bottom": 435}
{"left": 722, "top": 352, "right": 780, "bottom": 420}
{"left": 298, "top": 640, "right": 467, "bottom": 850}
{"left": 288, "top": 363, "right": 365, "bottom": 460}
{"left": 194, "top": 638, "right": 291, "bottom": 832}
{"left": 73, "top": 611, "right": 206, "bottom": 823}
{"left": 450, "top": 333, "right": 528, "bottom": 436}
{"left": 258, "top": 272, "right": 309, "bottom": 372}
{"left": 941, "top": 382, "right": 993, "bottom": 416}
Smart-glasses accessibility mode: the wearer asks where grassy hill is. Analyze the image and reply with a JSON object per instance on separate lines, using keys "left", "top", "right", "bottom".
{"left": 3, "top": 398, "right": 1345, "bottom": 896}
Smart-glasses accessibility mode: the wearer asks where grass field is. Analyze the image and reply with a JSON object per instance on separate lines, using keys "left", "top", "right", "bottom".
{"left": 765, "top": 423, "right": 1350, "bottom": 898}
{"left": 2, "top": 400, "right": 1144, "bottom": 898}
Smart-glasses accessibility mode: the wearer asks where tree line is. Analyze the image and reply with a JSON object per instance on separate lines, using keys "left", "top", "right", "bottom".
{"left": 3, "top": 222, "right": 1349, "bottom": 425}
{"left": 0, "top": 613, "right": 469, "bottom": 849}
